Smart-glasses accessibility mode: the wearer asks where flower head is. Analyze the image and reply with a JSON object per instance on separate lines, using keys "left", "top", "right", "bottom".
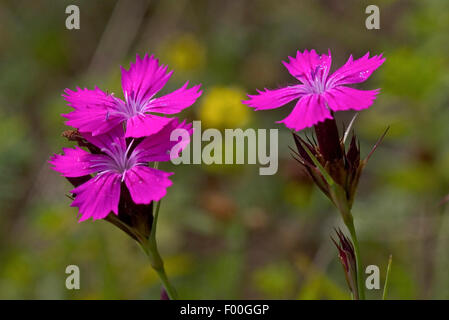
{"left": 243, "top": 49, "right": 385, "bottom": 131}
{"left": 49, "top": 119, "right": 192, "bottom": 221}
{"left": 63, "top": 54, "right": 202, "bottom": 138}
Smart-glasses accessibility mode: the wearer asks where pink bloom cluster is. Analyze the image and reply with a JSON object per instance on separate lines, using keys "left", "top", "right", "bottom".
{"left": 243, "top": 49, "right": 385, "bottom": 131}
{"left": 50, "top": 54, "right": 200, "bottom": 221}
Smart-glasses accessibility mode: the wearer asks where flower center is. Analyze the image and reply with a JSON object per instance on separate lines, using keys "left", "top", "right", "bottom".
{"left": 305, "top": 65, "right": 328, "bottom": 94}
{"left": 91, "top": 140, "right": 142, "bottom": 181}
{"left": 122, "top": 91, "right": 152, "bottom": 118}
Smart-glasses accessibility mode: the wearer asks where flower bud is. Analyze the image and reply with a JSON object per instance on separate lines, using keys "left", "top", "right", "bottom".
{"left": 332, "top": 229, "right": 358, "bottom": 299}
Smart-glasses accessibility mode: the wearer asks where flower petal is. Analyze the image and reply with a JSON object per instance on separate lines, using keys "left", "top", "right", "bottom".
{"left": 327, "top": 52, "right": 385, "bottom": 87}
{"left": 125, "top": 114, "right": 173, "bottom": 138}
{"left": 243, "top": 86, "right": 304, "bottom": 110}
{"left": 324, "top": 86, "right": 380, "bottom": 111}
{"left": 282, "top": 49, "right": 332, "bottom": 85}
{"left": 134, "top": 118, "right": 193, "bottom": 162}
{"left": 49, "top": 146, "right": 101, "bottom": 177}
{"left": 277, "top": 94, "right": 332, "bottom": 131}
{"left": 62, "top": 87, "right": 125, "bottom": 136}
{"left": 71, "top": 172, "right": 121, "bottom": 221}
{"left": 124, "top": 166, "right": 173, "bottom": 204}
{"left": 121, "top": 53, "right": 172, "bottom": 104}
{"left": 148, "top": 82, "right": 202, "bottom": 114}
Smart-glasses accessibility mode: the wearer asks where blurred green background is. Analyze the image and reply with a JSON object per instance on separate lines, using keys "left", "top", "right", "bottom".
{"left": 0, "top": 0, "right": 449, "bottom": 299}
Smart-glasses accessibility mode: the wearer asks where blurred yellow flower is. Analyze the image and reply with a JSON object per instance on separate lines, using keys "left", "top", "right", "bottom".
{"left": 160, "top": 34, "right": 206, "bottom": 72}
{"left": 199, "top": 86, "right": 251, "bottom": 128}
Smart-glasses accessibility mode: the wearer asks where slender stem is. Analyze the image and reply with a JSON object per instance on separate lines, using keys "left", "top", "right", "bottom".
{"left": 150, "top": 200, "right": 162, "bottom": 244}
{"left": 345, "top": 216, "right": 365, "bottom": 300}
{"left": 382, "top": 254, "right": 393, "bottom": 300}
{"left": 143, "top": 199, "right": 179, "bottom": 300}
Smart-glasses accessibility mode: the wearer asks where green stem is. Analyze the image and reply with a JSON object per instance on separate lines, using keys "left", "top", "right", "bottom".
{"left": 345, "top": 216, "right": 365, "bottom": 300}
{"left": 143, "top": 199, "right": 179, "bottom": 300}
{"left": 382, "top": 255, "right": 393, "bottom": 300}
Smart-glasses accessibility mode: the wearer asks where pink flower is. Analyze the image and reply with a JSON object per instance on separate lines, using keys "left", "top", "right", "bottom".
{"left": 63, "top": 54, "right": 202, "bottom": 138}
{"left": 243, "top": 49, "right": 385, "bottom": 131}
{"left": 49, "top": 119, "right": 192, "bottom": 221}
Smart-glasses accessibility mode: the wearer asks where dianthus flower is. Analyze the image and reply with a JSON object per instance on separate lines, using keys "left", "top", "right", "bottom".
{"left": 49, "top": 119, "right": 192, "bottom": 221}
{"left": 243, "top": 49, "right": 385, "bottom": 131}
{"left": 63, "top": 54, "right": 202, "bottom": 137}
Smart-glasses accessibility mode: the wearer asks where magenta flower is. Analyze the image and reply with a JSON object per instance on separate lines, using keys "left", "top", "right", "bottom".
{"left": 63, "top": 54, "right": 202, "bottom": 138}
{"left": 243, "top": 49, "right": 385, "bottom": 131}
{"left": 49, "top": 119, "right": 192, "bottom": 221}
